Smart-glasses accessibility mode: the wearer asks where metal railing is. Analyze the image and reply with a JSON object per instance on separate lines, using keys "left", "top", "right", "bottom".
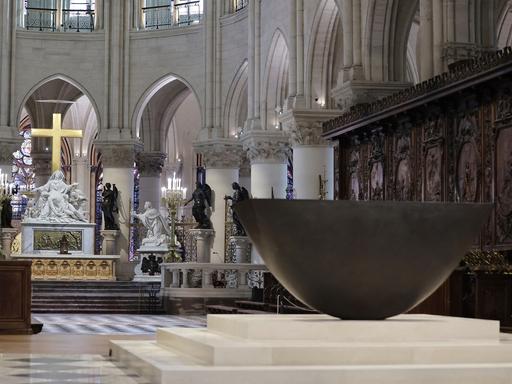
{"left": 142, "top": 4, "right": 173, "bottom": 30}
{"left": 234, "top": 0, "right": 248, "bottom": 12}
{"left": 24, "top": 6, "right": 95, "bottom": 32}
{"left": 25, "top": 7, "right": 57, "bottom": 31}
{"left": 62, "top": 8, "right": 95, "bottom": 32}
{"left": 174, "top": 1, "right": 201, "bottom": 26}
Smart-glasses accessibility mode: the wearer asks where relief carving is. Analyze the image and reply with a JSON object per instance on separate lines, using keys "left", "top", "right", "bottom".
{"left": 497, "top": 128, "right": 512, "bottom": 243}
{"left": 455, "top": 117, "right": 480, "bottom": 202}
{"left": 394, "top": 133, "right": 412, "bottom": 201}
{"left": 425, "top": 147, "right": 443, "bottom": 202}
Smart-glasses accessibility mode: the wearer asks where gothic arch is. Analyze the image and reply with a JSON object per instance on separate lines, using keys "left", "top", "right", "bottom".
{"left": 497, "top": 0, "right": 512, "bottom": 47}
{"left": 364, "top": 0, "right": 418, "bottom": 82}
{"left": 262, "top": 29, "right": 289, "bottom": 130}
{"left": 131, "top": 73, "right": 203, "bottom": 146}
{"left": 306, "top": 0, "right": 341, "bottom": 109}
{"left": 17, "top": 73, "right": 101, "bottom": 131}
{"left": 223, "top": 59, "right": 248, "bottom": 138}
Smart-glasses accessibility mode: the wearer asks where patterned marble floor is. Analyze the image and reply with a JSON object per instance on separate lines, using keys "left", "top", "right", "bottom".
{"left": 0, "top": 354, "right": 151, "bottom": 384}
{"left": 33, "top": 314, "right": 206, "bottom": 335}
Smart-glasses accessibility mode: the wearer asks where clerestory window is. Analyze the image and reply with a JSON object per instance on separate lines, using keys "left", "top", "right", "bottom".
{"left": 232, "top": 0, "right": 247, "bottom": 13}
{"left": 22, "top": 0, "right": 95, "bottom": 32}
{"left": 141, "top": 0, "right": 203, "bottom": 30}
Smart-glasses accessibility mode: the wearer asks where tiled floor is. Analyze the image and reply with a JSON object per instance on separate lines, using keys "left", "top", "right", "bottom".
{"left": 0, "top": 354, "right": 151, "bottom": 384}
{"left": 33, "top": 314, "right": 206, "bottom": 335}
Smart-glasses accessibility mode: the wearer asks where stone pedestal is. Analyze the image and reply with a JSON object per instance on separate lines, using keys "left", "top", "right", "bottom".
{"left": 21, "top": 222, "right": 96, "bottom": 255}
{"left": 101, "top": 229, "right": 120, "bottom": 255}
{"left": 229, "top": 236, "right": 251, "bottom": 264}
{"left": 1, "top": 228, "right": 18, "bottom": 260}
{"left": 110, "top": 314, "right": 512, "bottom": 383}
{"left": 189, "top": 229, "right": 215, "bottom": 263}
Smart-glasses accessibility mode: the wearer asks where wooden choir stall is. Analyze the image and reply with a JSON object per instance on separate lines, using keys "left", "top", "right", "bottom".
{"left": 0, "top": 260, "right": 34, "bottom": 334}
{"left": 323, "top": 48, "right": 512, "bottom": 329}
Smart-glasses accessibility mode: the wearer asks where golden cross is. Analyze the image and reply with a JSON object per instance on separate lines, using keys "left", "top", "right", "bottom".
{"left": 31, "top": 113, "right": 83, "bottom": 173}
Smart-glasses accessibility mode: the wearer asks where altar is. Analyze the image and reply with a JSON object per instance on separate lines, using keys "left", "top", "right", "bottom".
{"left": 13, "top": 254, "right": 120, "bottom": 281}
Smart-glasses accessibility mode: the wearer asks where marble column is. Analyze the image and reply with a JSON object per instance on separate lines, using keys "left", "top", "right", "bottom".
{"left": 96, "top": 141, "right": 142, "bottom": 281}
{"left": 136, "top": 152, "right": 166, "bottom": 210}
{"left": 31, "top": 152, "right": 52, "bottom": 186}
{"left": 242, "top": 131, "right": 290, "bottom": 264}
{"left": 71, "top": 156, "right": 91, "bottom": 220}
{"left": 0, "top": 140, "right": 19, "bottom": 178}
{"left": 194, "top": 140, "right": 243, "bottom": 263}
{"left": 242, "top": 131, "right": 290, "bottom": 199}
{"left": 281, "top": 109, "right": 341, "bottom": 200}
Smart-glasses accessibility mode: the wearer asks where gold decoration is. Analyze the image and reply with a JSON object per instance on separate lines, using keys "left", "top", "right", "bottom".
{"left": 26, "top": 258, "right": 116, "bottom": 281}
{"left": 31, "top": 113, "right": 83, "bottom": 173}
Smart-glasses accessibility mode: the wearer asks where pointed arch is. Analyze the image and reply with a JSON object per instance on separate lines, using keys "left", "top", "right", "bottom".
{"left": 17, "top": 73, "right": 101, "bottom": 131}
{"left": 131, "top": 73, "right": 203, "bottom": 144}
{"left": 305, "top": 0, "right": 341, "bottom": 109}
{"left": 262, "top": 29, "right": 289, "bottom": 130}
{"left": 223, "top": 59, "right": 248, "bottom": 138}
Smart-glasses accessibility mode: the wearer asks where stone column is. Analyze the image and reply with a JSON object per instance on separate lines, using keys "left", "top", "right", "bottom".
{"left": 194, "top": 140, "right": 242, "bottom": 263}
{"left": 242, "top": 131, "right": 290, "bottom": 199}
{"left": 1, "top": 228, "right": 17, "bottom": 260}
{"left": 136, "top": 151, "right": 166, "bottom": 210}
{"left": 420, "top": 0, "right": 434, "bottom": 81}
{"left": 96, "top": 141, "right": 142, "bottom": 281}
{"left": 0, "top": 141, "right": 19, "bottom": 178}
{"left": 281, "top": 109, "right": 341, "bottom": 200}
{"left": 31, "top": 152, "right": 52, "bottom": 186}
{"left": 71, "top": 156, "right": 91, "bottom": 219}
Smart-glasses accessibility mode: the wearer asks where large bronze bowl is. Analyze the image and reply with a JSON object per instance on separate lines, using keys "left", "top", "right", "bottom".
{"left": 233, "top": 200, "right": 491, "bottom": 320}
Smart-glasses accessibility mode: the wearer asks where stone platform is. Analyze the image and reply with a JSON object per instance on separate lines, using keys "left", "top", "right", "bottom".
{"left": 110, "top": 314, "right": 512, "bottom": 383}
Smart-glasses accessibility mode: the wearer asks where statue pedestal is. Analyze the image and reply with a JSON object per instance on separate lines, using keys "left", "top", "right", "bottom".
{"left": 189, "top": 229, "right": 215, "bottom": 263}
{"left": 134, "top": 247, "right": 168, "bottom": 282}
{"left": 101, "top": 230, "right": 120, "bottom": 255}
{"left": 21, "top": 222, "right": 96, "bottom": 255}
{"left": 1, "top": 228, "right": 18, "bottom": 260}
{"left": 229, "top": 236, "right": 252, "bottom": 263}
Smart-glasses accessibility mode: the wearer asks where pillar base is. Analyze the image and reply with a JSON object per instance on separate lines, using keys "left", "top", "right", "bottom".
{"left": 101, "top": 230, "right": 120, "bottom": 255}
{"left": 189, "top": 229, "right": 215, "bottom": 263}
{"left": 228, "top": 236, "right": 252, "bottom": 264}
{"left": 1, "top": 228, "right": 18, "bottom": 260}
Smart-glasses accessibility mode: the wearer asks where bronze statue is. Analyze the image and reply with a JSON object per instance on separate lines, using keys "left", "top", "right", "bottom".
{"left": 1, "top": 196, "right": 13, "bottom": 228}
{"left": 102, "top": 183, "right": 119, "bottom": 230}
{"left": 225, "top": 182, "right": 250, "bottom": 236}
{"left": 185, "top": 182, "right": 212, "bottom": 229}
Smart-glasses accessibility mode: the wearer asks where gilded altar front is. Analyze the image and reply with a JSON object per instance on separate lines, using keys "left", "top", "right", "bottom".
{"left": 13, "top": 255, "right": 119, "bottom": 281}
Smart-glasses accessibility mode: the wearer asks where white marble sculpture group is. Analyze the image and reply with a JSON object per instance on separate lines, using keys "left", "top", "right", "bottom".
{"left": 24, "top": 170, "right": 88, "bottom": 224}
{"left": 132, "top": 201, "right": 172, "bottom": 250}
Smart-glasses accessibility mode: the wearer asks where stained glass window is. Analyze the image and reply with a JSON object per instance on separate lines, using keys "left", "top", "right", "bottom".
{"left": 12, "top": 126, "right": 35, "bottom": 191}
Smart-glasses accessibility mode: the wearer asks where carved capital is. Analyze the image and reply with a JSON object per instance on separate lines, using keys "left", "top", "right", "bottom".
{"left": 280, "top": 109, "right": 341, "bottom": 146}
{"left": 95, "top": 140, "right": 143, "bottom": 168}
{"left": 194, "top": 139, "right": 244, "bottom": 169}
{"left": 136, "top": 151, "right": 167, "bottom": 177}
{"left": 241, "top": 131, "right": 291, "bottom": 164}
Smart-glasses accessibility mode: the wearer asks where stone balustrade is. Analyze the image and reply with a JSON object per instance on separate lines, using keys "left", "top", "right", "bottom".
{"left": 161, "top": 263, "right": 267, "bottom": 296}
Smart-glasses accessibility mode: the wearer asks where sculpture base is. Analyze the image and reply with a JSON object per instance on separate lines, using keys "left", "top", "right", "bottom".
{"left": 111, "top": 314, "right": 512, "bottom": 383}
{"left": 21, "top": 222, "right": 96, "bottom": 255}
{"left": 189, "top": 229, "right": 214, "bottom": 263}
{"left": 12, "top": 254, "right": 120, "bottom": 281}
{"left": 228, "top": 236, "right": 251, "bottom": 263}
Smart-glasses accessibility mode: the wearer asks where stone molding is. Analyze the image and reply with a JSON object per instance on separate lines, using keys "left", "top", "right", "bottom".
{"left": 280, "top": 109, "right": 342, "bottom": 146}
{"left": 95, "top": 140, "right": 143, "bottom": 168}
{"left": 194, "top": 139, "right": 244, "bottom": 169}
{"left": 136, "top": 151, "right": 167, "bottom": 177}
{"left": 241, "top": 130, "right": 291, "bottom": 164}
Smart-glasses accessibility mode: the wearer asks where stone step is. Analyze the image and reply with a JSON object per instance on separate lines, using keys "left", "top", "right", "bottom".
{"left": 32, "top": 308, "right": 164, "bottom": 314}
{"left": 31, "top": 281, "right": 162, "bottom": 314}
{"left": 110, "top": 338, "right": 512, "bottom": 384}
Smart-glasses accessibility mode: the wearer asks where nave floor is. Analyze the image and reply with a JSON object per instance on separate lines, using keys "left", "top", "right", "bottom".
{"left": 0, "top": 314, "right": 207, "bottom": 383}
{"left": 33, "top": 313, "right": 206, "bottom": 335}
